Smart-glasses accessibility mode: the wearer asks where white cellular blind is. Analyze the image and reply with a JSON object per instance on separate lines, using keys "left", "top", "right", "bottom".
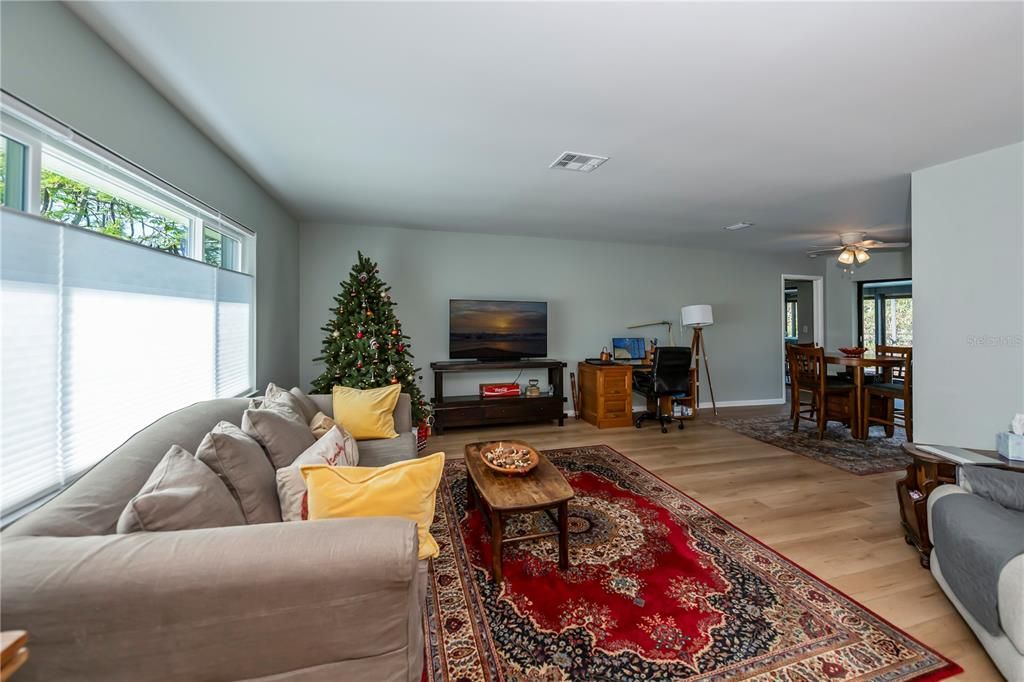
{"left": 0, "top": 210, "right": 254, "bottom": 513}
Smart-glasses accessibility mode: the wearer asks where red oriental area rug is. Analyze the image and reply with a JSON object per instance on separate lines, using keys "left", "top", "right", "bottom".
{"left": 423, "top": 444, "right": 960, "bottom": 682}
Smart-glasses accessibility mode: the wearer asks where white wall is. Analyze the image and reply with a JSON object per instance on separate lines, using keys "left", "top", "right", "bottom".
{"left": 299, "top": 223, "right": 820, "bottom": 407}
{"left": 823, "top": 250, "right": 913, "bottom": 351}
{"left": 0, "top": 2, "right": 301, "bottom": 387}
{"left": 912, "top": 142, "right": 1024, "bottom": 448}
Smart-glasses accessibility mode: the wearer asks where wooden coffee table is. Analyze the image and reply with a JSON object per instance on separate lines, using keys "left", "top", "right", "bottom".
{"left": 464, "top": 441, "right": 575, "bottom": 582}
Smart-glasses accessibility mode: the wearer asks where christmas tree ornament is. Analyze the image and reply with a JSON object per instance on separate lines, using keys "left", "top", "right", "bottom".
{"left": 397, "top": 343, "right": 405, "bottom": 352}
{"left": 356, "top": 331, "right": 364, "bottom": 339}
{"left": 391, "top": 377, "right": 399, "bottom": 384}
{"left": 357, "top": 362, "right": 363, "bottom": 369}
{"left": 332, "top": 330, "right": 340, "bottom": 338}
{"left": 390, "top": 329, "right": 399, "bottom": 336}
{"left": 359, "top": 273, "right": 368, "bottom": 283}
{"left": 387, "top": 364, "right": 396, "bottom": 374}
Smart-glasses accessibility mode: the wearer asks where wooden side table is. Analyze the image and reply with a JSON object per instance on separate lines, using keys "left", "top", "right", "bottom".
{"left": 464, "top": 441, "right": 575, "bottom": 582}
{"left": 1, "top": 631, "right": 28, "bottom": 681}
{"left": 898, "top": 443, "right": 1023, "bottom": 567}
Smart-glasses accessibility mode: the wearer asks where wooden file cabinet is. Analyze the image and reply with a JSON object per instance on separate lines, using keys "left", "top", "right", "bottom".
{"left": 577, "top": 362, "right": 634, "bottom": 428}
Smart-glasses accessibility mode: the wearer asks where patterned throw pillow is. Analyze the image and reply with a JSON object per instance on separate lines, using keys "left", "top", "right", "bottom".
{"left": 276, "top": 426, "right": 359, "bottom": 521}
{"left": 309, "top": 411, "right": 338, "bottom": 439}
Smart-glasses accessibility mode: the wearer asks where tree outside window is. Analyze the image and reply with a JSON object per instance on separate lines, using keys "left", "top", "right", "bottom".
{"left": 39, "top": 166, "right": 189, "bottom": 256}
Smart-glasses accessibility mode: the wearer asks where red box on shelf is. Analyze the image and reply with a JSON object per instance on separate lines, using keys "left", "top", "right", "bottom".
{"left": 480, "top": 383, "right": 521, "bottom": 398}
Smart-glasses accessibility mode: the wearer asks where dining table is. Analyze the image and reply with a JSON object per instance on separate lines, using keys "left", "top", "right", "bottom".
{"left": 823, "top": 351, "right": 906, "bottom": 440}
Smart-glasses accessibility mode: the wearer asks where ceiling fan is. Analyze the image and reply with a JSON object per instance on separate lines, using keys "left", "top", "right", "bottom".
{"left": 806, "top": 231, "right": 910, "bottom": 265}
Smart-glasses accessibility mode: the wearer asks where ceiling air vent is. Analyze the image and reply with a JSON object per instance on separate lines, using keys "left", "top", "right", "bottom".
{"left": 549, "top": 151, "right": 609, "bottom": 173}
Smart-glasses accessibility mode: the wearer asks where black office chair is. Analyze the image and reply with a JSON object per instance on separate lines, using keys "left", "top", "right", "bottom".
{"left": 633, "top": 346, "right": 694, "bottom": 433}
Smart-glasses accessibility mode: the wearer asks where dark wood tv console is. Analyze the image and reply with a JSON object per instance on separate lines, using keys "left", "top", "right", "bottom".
{"left": 429, "top": 359, "right": 567, "bottom": 434}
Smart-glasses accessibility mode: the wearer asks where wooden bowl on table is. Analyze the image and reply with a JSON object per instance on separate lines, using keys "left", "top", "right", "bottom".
{"left": 480, "top": 441, "right": 540, "bottom": 476}
{"left": 838, "top": 347, "right": 867, "bottom": 357}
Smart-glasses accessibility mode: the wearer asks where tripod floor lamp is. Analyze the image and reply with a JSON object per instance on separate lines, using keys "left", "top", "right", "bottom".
{"left": 681, "top": 304, "right": 717, "bottom": 415}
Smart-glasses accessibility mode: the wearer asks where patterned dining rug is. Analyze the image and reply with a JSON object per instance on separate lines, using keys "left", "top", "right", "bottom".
{"left": 423, "top": 445, "right": 959, "bottom": 682}
{"left": 710, "top": 415, "right": 911, "bottom": 475}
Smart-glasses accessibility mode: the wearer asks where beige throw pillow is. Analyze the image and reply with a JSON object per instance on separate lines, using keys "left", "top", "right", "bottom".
{"left": 117, "top": 445, "right": 245, "bottom": 533}
{"left": 263, "top": 382, "right": 306, "bottom": 421}
{"left": 309, "top": 411, "right": 338, "bottom": 439}
{"left": 196, "top": 421, "right": 281, "bottom": 524}
{"left": 289, "top": 387, "right": 321, "bottom": 423}
{"left": 243, "top": 406, "right": 316, "bottom": 469}
{"left": 276, "top": 425, "right": 359, "bottom": 522}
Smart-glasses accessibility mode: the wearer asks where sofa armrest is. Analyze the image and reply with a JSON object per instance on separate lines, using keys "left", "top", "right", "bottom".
{"left": 308, "top": 392, "right": 413, "bottom": 433}
{"left": 927, "top": 483, "right": 970, "bottom": 541}
{"left": 1, "top": 517, "right": 421, "bottom": 682}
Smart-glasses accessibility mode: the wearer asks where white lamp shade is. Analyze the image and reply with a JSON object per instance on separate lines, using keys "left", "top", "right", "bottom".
{"left": 681, "top": 304, "right": 713, "bottom": 327}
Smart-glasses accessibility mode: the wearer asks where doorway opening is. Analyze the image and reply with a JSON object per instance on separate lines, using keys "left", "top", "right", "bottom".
{"left": 858, "top": 279, "right": 913, "bottom": 352}
{"left": 780, "top": 274, "right": 823, "bottom": 401}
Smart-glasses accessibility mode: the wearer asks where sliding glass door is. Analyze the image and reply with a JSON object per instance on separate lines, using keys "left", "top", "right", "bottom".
{"left": 858, "top": 279, "right": 912, "bottom": 352}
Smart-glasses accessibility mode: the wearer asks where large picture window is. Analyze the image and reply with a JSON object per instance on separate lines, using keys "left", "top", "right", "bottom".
{"left": 1, "top": 95, "right": 256, "bottom": 517}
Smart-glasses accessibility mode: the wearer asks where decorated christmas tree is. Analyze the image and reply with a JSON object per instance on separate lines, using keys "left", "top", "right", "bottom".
{"left": 311, "top": 252, "right": 431, "bottom": 425}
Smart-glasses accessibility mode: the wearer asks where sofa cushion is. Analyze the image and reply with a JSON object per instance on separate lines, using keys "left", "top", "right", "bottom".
{"left": 242, "top": 406, "right": 316, "bottom": 469}
{"left": 276, "top": 426, "right": 359, "bottom": 521}
{"left": 358, "top": 433, "right": 418, "bottom": 468}
{"left": 196, "top": 421, "right": 281, "bottom": 524}
{"left": 302, "top": 452, "right": 445, "bottom": 559}
{"left": 960, "top": 466, "right": 1024, "bottom": 512}
{"left": 332, "top": 384, "right": 401, "bottom": 440}
{"left": 116, "top": 445, "right": 245, "bottom": 533}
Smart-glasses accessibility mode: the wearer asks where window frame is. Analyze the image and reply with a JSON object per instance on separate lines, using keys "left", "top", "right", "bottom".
{"left": 0, "top": 90, "right": 258, "bottom": 400}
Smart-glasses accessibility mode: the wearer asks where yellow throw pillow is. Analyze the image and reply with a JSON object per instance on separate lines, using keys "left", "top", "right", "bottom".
{"left": 331, "top": 384, "right": 401, "bottom": 440}
{"left": 302, "top": 452, "right": 445, "bottom": 560}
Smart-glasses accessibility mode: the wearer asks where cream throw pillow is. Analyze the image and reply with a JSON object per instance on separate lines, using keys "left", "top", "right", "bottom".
{"left": 276, "top": 425, "right": 359, "bottom": 521}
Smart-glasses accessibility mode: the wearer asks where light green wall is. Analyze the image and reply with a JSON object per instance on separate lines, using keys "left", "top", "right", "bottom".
{"left": 823, "top": 250, "right": 913, "bottom": 351}
{"left": 0, "top": 1, "right": 300, "bottom": 387}
{"left": 300, "top": 223, "right": 821, "bottom": 407}
{"left": 912, "top": 142, "right": 1024, "bottom": 448}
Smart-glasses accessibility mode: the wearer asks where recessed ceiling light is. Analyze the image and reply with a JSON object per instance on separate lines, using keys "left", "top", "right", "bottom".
{"left": 723, "top": 222, "right": 754, "bottom": 231}
{"left": 549, "top": 151, "right": 609, "bottom": 173}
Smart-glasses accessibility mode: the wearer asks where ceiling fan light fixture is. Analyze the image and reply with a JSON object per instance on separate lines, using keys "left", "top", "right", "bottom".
{"left": 855, "top": 248, "right": 870, "bottom": 264}
{"left": 837, "top": 248, "right": 856, "bottom": 265}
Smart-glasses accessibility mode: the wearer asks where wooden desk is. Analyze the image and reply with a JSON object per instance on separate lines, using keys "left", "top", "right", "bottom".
{"left": 577, "top": 362, "right": 633, "bottom": 428}
{"left": 898, "top": 443, "right": 1024, "bottom": 567}
{"left": 823, "top": 352, "right": 905, "bottom": 439}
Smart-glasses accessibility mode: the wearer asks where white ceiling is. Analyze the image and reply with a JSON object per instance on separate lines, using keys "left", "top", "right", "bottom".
{"left": 71, "top": 1, "right": 1022, "bottom": 252}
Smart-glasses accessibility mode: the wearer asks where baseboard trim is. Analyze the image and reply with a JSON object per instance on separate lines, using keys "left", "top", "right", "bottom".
{"left": 699, "top": 398, "right": 786, "bottom": 409}
{"left": 564, "top": 398, "right": 785, "bottom": 419}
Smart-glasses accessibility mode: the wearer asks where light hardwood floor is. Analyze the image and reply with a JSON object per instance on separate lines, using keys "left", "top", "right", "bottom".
{"left": 425, "top": 406, "right": 1001, "bottom": 681}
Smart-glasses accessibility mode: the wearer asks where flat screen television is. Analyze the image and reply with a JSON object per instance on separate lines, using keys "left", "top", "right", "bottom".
{"left": 449, "top": 299, "right": 548, "bottom": 360}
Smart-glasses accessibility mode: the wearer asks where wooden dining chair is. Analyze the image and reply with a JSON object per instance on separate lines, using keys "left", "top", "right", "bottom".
{"left": 863, "top": 346, "right": 912, "bottom": 441}
{"left": 786, "top": 341, "right": 816, "bottom": 420}
{"left": 789, "top": 344, "right": 855, "bottom": 439}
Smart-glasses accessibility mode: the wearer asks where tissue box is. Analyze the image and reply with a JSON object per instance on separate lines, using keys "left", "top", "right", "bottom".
{"left": 996, "top": 431, "right": 1024, "bottom": 461}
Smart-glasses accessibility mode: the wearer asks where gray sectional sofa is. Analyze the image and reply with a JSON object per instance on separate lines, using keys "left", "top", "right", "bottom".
{"left": 0, "top": 393, "right": 426, "bottom": 682}
{"left": 928, "top": 466, "right": 1024, "bottom": 681}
